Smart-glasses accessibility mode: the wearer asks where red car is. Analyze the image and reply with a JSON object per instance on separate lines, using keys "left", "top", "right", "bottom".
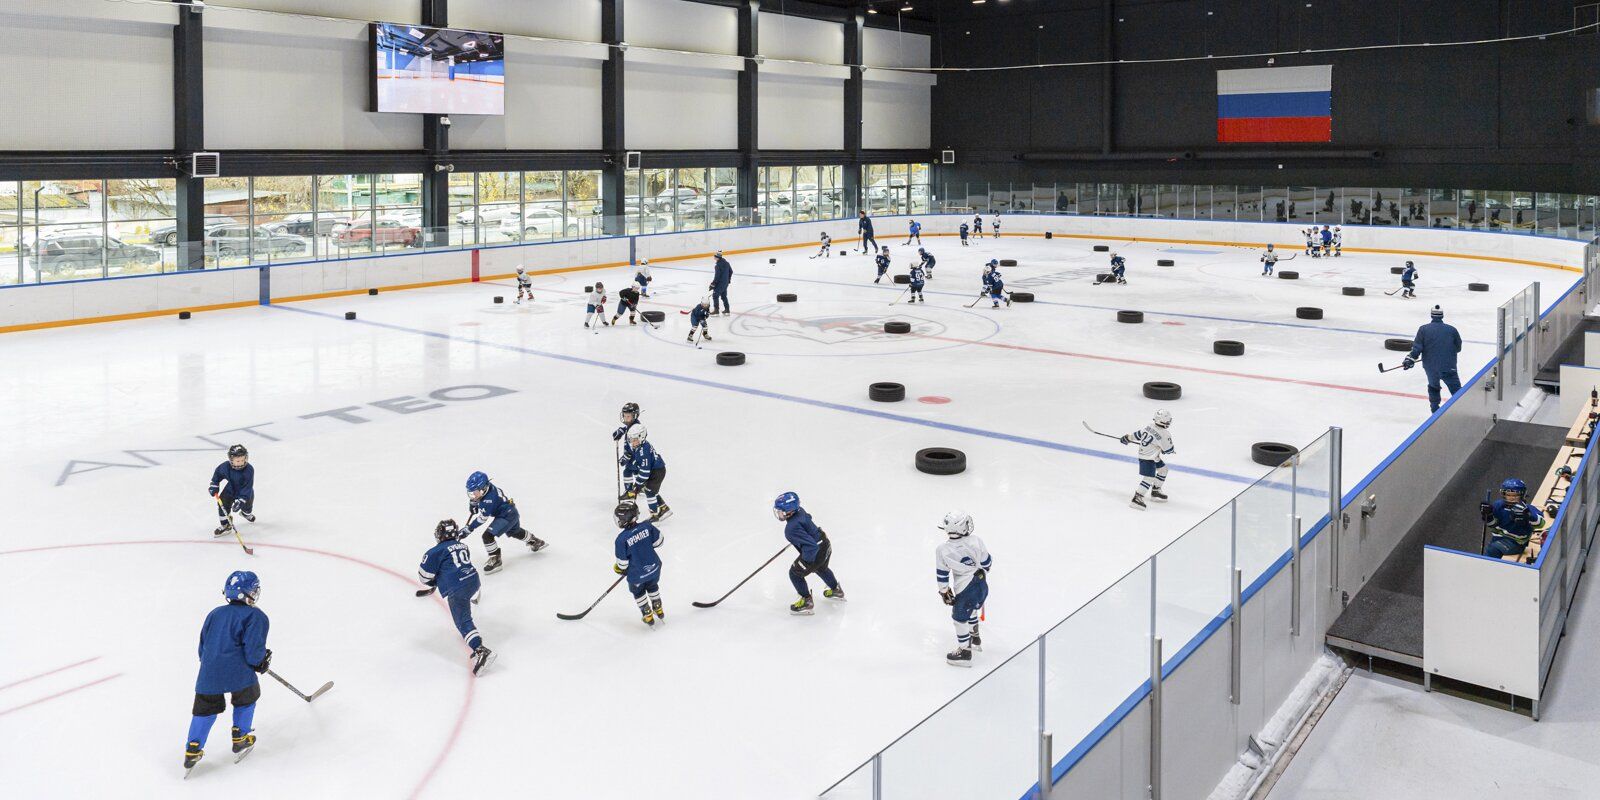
{"left": 334, "top": 217, "right": 421, "bottom": 248}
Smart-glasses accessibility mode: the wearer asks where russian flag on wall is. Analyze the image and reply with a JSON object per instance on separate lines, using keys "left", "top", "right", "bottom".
{"left": 1216, "top": 65, "right": 1332, "bottom": 143}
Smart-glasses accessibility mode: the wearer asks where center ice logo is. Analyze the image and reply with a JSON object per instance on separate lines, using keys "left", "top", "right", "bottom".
{"left": 730, "top": 304, "right": 946, "bottom": 345}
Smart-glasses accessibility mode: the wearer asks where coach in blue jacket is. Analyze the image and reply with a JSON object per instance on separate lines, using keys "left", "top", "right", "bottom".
{"left": 709, "top": 250, "right": 733, "bottom": 315}
{"left": 1404, "top": 305, "right": 1463, "bottom": 412}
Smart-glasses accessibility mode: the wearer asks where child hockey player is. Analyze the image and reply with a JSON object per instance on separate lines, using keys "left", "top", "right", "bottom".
{"left": 815, "top": 232, "right": 832, "bottom": 258}
{"left": 612, "top": 402, "right": 641, "bottom": 444}
{"left": 1332, "top": 226, "right": 1343, "bottom": 256}
{"left": 633, "top": 259, "right": 652, "bottom": 297}
{"left": 621, "top": 425, "right": 671, "bottom": 521}
{"left": 611, "top": 285, "right": 642, "bottom": 326}
{"left": 991, "top": 213, "right": 1001, "bottom": 238}
{"left": 209, "top": 444, "right": 255, "bottom": 537}
{"left": 973, "top": 213, "right": 984, "bottom": 237}
{"left": 584, "top": 282, "right": 608, "bottom": 328}
{"left": 773, "top": 491, "right": 843, "bottom": 615}
{"left": 1319, "top": 225, "right": 1333, "bottom": 258}
{"left": 981, "top": 260, "right": 1010, "bottom": 308}
{"left": 874, "top": 246, "right": 891, "bottom": 284}
{"left": 906, "top": 218, "right": 922, "bottom": 246}
{"left": 1399, "top": 261, "right": 1418, "bottom": 298}
{"left": 907, "top": 259, "right": 927, "bottom": 303}
{"left": 514, "top": 266, "right": 534, "bottom": 304}
{"left": 959, "top": 221, "right": 970, "bottom": 246}
{"left": 184, "top": 570, "right": 270, "bottom": 776}
{"left": 418, "top": 519, "right": 494, "bottom": 676}
{"left": 1120, "top": 410, "right": 1174, "bottom": 510}
{"left": 1480, "top": 478, "right": 1548, "bottom": 560}
{"left": 935, "top": 512, "right": 992, "bottom": 668}
{"left": 1105, "top": 252, "right": 1128, "bottom": 285}
{"left": 612, "top": 500, "right": 666, "bottom": 627}
{"left": 464, "top": 471, "right": 548, "bottom": 574}
{"left": 1303, "top": 227, "right": 1317, "bottom": 257}
{"left": 1260, "top": 244, "right": 1278, "bottom": 277}
{"left": 918, "top": 247, "right": 936, "bottom": 279}
{"left": 687, "top": 296, "right": 712, "bottom": 344}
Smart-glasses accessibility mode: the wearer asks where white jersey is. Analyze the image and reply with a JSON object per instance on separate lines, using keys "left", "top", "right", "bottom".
{"left": 936, "top": 535, "right": 993, "bottom": 594}
{"left": 1304, "top": 229, "right": 1316, "bottom": 246}
{"left": 820, "top": 234, "right": 831, "bottom": 246}
{"left": 635, "top": 264, "right": 652, "bottom": 281}
{"left": 1127, "top": 424, "right": 1174, "bottom": 461}
{"left": 587, "top": 288, "right": 607, "bottom": 307}
{"left": 1261, "top": 250, "right": 1278, "bottom": 265}
{"left": 1332, "top": 230, "right": 1343, "bottom": 245}
{"left": 516, "top": 272, "right": 532, "bottom": 288}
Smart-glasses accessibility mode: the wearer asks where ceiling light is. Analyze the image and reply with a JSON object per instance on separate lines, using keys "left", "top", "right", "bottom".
{"left": 901, "top": 4, "right": 913, "bottom": 10}
{"left": 867, "top": 8, "right": 877, "bottom": 13}
{"left": 972, "top": 0, "right": 986, "bottom": 4}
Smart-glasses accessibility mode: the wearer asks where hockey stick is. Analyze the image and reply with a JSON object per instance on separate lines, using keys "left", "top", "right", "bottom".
{"left": 691, "top": 545, "right": 789, "bottom": 608}
{"left": 1377, "top": 362, "right": 1407, "bottom": 373}
{"left": 1480, "top": 489, "right": 1494, "bottom": 554}
{"left": 965, "top": 293, "right": 986, "bottom": 309}
{"left": 556, "top": 575, "right": 625, "bottom": 620}
{"left": 1384, "top": 288, "right": 1404, "bottom": 296}
{"left": 267, "top": 668, "right": 333, "bottom": 703}
{"left": 1082, "top": 421, "right": 1122, "bottom": 441}
{"left": 615, "top": 439, "right": 624, "bottom": 500}
{"left": 888, "top": 286, "right": 910, "bottom": 306}
{"left": 214, "top": 495, "right": 253, "bottom": 556}
{"left": 415, "top": 586, "right": 435, "bottom": 597}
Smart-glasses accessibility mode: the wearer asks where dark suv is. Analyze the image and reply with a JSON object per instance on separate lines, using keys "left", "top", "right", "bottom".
{"left": 33, "top": 233, "right": 160, "bottom": 276}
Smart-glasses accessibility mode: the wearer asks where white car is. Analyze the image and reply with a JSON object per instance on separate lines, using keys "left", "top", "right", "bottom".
{"left": 498, "top": 207, "right": 580, "bottom": 241}
{"left": 456, "top": 206, "right": 522, "bottom": 228}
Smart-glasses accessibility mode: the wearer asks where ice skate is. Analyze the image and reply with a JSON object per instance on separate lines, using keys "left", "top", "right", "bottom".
{"left": 1150, "top": 488, "right": 1169, "bottom": 502}
{"left": 182, "top": 742, "right": 204, "bottom": 778}
{"left": 970, "top": 626, "right": 983, "bottom": 652}
{"left": 946, "top": 647, "right": 973, "bottom": 667}
{"left": 651, "top": 598, "right": 665, "bottom": 622}
{"left": 641, "top": 608, "right": 657, "bottom": 627}
{"left": 471, "top": 646, "right": 496, "bottom": 676}
{"left": 231, "top": 727, "right": 256, "bottom": 763}
{"left": 482, "top": 552, "right": 504, "bottom": 574}
{"left": 240, "top": 511, "right": 255, "bottom": 523}
{"left": 213, "top": 520, "right": 233, "bottom": 537}
{"left": 789, "top": 595, "right": 815, "bottom": 615}
{"left": 650, "top": 503, "right": 672, "bottom": 522}
{"left": 1131, "top": 494, "right": 1148, "bottom": 510}
{"left": 823, "top": 586, "right": 846, "bottom": 602}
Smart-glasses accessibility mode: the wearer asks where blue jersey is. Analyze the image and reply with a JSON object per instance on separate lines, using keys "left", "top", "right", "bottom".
{"left": 1401, "top": 266, "right": 1417, "bottom": 284}
{"left": 959, "top": 224, "right": 969, "bottom": 238}
{"left": 783, "top": 508, "right": 827, "bottom": 562}
{"left": 983, "top": 270, "right": 1003, "bottom": 291}
{"left": 909, "top": 265, "right": 926, "bottom": 285}
{"left": 920, "top": 252, "right": 936, "bottom": 269}
{"left": 690, "top": 305, "right": 710, "bottom": 326}
{"left": 613, "top": 420, "right": 640, "bottom": 441}
{"left": 195, "top": 601, "right": 269, "bottom": 694}
{"left": 613, "top": 521, "right": 664, "bottom": 584}
{"left": 711, "top": 257, "right": 733, "bottom": 289}
{"left": 419, "top": 539, "right": 479, "bottom": 598}
{"left": 858, "top": 216, "right": 874, "bottom": 236}
{"left": 910, "top": 221, "right": 921, "bottom": 235}
{"left": 1488, "top": 500, "right": 1545, "bottom": 546}
{"left": 209, "top": 462, "right": 255, "bottom": 499}
{"left": 1320, "top": 229, "right": 1332, "bottom": 244}
{"left": 875, "top": 253, "right": 890, "bottom": 274}
{"left": 624, "top": 440, "right": 665, "bottom": 485}
{"left": 466, "top": 483, "right": 521, "bottom": 537}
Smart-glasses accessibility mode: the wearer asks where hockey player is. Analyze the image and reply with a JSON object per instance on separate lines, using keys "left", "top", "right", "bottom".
{"left": 514, "top": 266, "right": 534, "bottom": 304}
{"left": 1332, "top": 226, "right": 1343, "bottom": 257}
{"left": 991, "top": 213, "right": 1001, "bottom": 238}
{"left": 184, "top": 570, "right": 270, "bottom": 775}
{"left": 1403, "top": 305, "right": 1462, "bottom": 412}
{"left": 857, "top": 210, "right": 878, "bottom": 253}
{"left": 1105, "top": 252, "right": 1128, "bottom": 285}
{"left": 981, "top": 260, "right": 1010, "bottom": 308}
{"left": 633, "top": 259, "right": 652, "bottom": 297}
{"left": 1120, "top": 410, "right": 1174, "bottom": 510}
{"left": 1480, "top": 478, "right": 1548, "bottom": 560}
{"left": 612, "top": 500, "right": 666, "bottom": 627}
{"left": 906, "top": 218, "right": 923, "bottom": 246}
{"left": 1399, "top": 261, "right": 1418, "bottom": 299}
{"left": 209, "top": 444, "right": 255, "bottom": 537}
{"left": 464, "top": 472, "right": 547, "bottom": 574}
{"left": 1260, "top": 244, "right": 1278, "bottom": 277}
{"left": 418, "top": 519, "right": 494, "bottom": 676}
{"left": 1319, "top": 225, "right": 1333, "bottom": 258}
{"left": 611, "top": 285, "right": 642, "bottom": 326}
{"left": 935, "top": 511, "right": 992, "bottom": 668}
{"left": 874, "top": 246, "right": 891, "bottom": 284}
{"left": 1303, "top": 227, "right": 1317, "bottom": 257}
{"left": 687, "top": 296, "right": 713, "bottom": 344}
{"left": 709, "top": 250, "right": 733, "bottom": 316}
{"left": 972, "top": 213, "right": 984, "bottom": 237}
{"left": 907, "top": 260, "right": 927, "bottom": 303}
{"left": 815, "top": 232, "right": 832, "bottom": 258}
{"left": 584, "top": 282, "right": 608, "bottom": 328}
{"left": 621, "top": 424, "right": 671, "bottom": 521}
{"left": 612, "top": 402, "right": 641, "bottom": 443}
{"left": 918, "top": 247, "right": 936, "bottom": 279}
{"left": 773, "top": 491, "right": 843, "bottom": 614}
{"left": 959, "top": 221, "right": 970, "bottom": 246}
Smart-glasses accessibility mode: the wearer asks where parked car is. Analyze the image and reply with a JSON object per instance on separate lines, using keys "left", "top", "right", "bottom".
{"left": 455, "top": 206, "right": 522, "bottom": 228}
{"left": 333, "top": 217, "right": 422, "bottom": 248}
{"left": 498, "top": 207, "right": 580, "bottom": 241}
{"left": 33, "top": 232, "right": 159, "bottom": 275}
{"left": 150, "top": 217, "right": 239, "bottom": 247}
{"left": 271, "top": 213, "right": 349, "bottom": 238}
{"left": 206, "top": 225, "right": 311, "bottom": 258}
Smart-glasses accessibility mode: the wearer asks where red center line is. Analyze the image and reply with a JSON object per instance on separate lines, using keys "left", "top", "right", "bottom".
{"left": 523, "top": 287, "right": 1427, "bottom": 401}
{"left": 0, "top": 656, "right": 101, "bottom": 693}
{"left": 0, "top": 673, "right": 122, "bottom": 717}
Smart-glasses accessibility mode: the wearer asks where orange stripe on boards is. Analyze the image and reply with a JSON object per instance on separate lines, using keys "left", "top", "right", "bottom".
{"left": 0, "top": 300, "right": 257, "bottom": 334}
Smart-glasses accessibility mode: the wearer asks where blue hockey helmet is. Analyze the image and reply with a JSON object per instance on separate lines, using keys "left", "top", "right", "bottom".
{"left": 1501, "top": 478, "right": 1527, "bottom": 497}
{"left": 224, "top": 570, "right": 261, "bottom": 604}
{"left": 466, "top": 471, "right": 490, "bottom": 493}
{"left": 918, "top": 248, "right": 926, "bottom": 254}
{"left": 773, "top": 491, "right": 801, "bottom": 519}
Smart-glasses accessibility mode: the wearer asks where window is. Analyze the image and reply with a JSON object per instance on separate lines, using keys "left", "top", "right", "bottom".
{"left": 450, "top": 171, "right": 478, "bottom": 246}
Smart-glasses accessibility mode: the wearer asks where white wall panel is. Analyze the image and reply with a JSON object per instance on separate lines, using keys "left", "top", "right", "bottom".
{"left": 451, "top": 0, "right": 601, "bottom": 40}
{"left": 862, "top": 28, "right": 930, "bottom": 68}
{"left": 626, "top": 0, "right": 736, "bottom": 54}
{"left": 205, "top": 23, "right": 422, "bottom": 150}
{"left": 759, "top": 12, "right": 842, "bottom": 63}
{"left": 624, "top": 63, "right": 737, "bottom": 149}
{"left": 0, "top": 14, "right": 172, "bottom": 150}
{"left": 449, "top": 52, "right": 603, "bottom": 150}
{"left": 215, "top": 0, "right": 417, "bottom": 23}
{"left": 862, "top": 82, "right": 931, "bottom": 149}
{"left": 759, "top": 74, "right": 844, "bottom": 150}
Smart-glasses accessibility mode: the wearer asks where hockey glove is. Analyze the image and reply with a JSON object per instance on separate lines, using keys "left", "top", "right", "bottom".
{"left": 1119, "top": 435, "right": 1131, "bottom": 445}
{"left": 231, "top": 498, "right": 246, "bottom": 513}
{"left": 1402, "top": 357, "right": 1416, "bottom": 370}
{"left": 940, "top": 588, "right": 954, "bottom": 606}
{"left": 253, "top": 649, "right": 272, "bottom": 674}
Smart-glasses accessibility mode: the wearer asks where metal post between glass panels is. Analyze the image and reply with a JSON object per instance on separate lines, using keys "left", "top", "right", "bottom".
{"left": 1330, "top": 427, "right": 1343, "bottom": 591}
{"left": 871, "top": 753, "right": 882, "bottom": 800}
{"left": 1150, "top": 635, "right": 1163, "bottom": 800}
{"left": 1230, "top": 568, "right": 1242, "bottom": 704}
{"left": 1291, "top": 514, "right": 1303, "bottom": 636}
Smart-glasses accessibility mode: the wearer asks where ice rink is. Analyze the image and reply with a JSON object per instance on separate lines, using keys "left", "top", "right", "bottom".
{"left": 0, "top": 232, "right": 1569, "bottom": 798}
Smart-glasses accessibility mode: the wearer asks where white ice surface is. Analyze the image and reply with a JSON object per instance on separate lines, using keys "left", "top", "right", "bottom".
{"left": 0, "top": 235, "right": 1569, "bottom": 798}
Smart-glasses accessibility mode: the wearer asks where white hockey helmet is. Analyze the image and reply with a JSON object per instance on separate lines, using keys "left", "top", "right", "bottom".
{"left": 701, "top": 295, "right": 713, "bottom": 307}
{"left": 1153, "top": 410, "right": 1173, "bottom": 428}
{"left": 626, "top": 423, "right": 648, "bottom": 443}
{"left": 515, "top": 265, "right": 526, "bottom": 274}
{"left": 639, "top": 258, "right": 650, "bottom": 267}
{"left": 939, "top": 511, "right": 974, "bottom": 539}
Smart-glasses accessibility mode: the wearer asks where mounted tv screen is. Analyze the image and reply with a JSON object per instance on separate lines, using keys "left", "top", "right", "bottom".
{"left": 370, "top": 22, "right": 505, "bottom": 115}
